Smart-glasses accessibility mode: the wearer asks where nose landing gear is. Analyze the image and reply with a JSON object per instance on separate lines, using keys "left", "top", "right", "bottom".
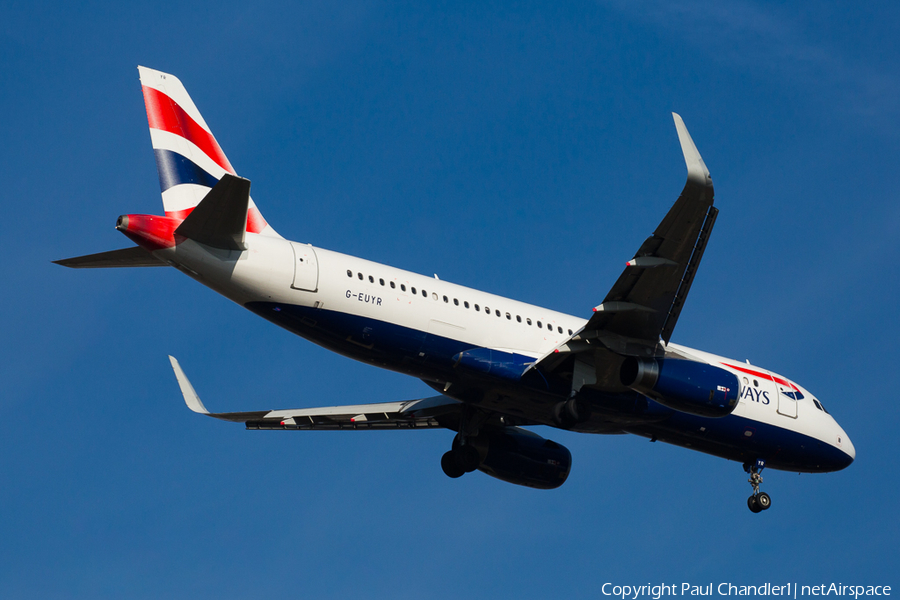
{"left": 744, "top": 459, "right": 772, "bottom": 513}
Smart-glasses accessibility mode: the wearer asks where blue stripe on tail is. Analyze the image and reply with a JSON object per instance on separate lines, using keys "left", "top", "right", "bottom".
{"left": 154, "top": 149, "right": 220, "bottom": 193}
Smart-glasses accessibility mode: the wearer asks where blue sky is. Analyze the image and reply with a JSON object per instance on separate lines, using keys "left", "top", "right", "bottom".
{"left": 2, "top": 1, "right": 899, "bottom": 598}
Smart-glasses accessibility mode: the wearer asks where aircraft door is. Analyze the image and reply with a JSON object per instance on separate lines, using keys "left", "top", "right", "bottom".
{"left": 770, "top": 371, "right": 798, "bottom": 418}
{"left": 290, "top": 243, "right": 319, "bottom": 292}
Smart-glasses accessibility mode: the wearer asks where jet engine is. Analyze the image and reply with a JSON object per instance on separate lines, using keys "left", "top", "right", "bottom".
{"left": 470, "top": 428, "right": 572, "bottom": 489}
{"left": 620, "top": 357, "right": 739, "bottom": 418}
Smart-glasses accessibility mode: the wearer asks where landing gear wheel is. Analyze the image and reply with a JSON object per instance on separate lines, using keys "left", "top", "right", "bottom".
{"left": 747, "top": 495, "right": 762, "bottom": 513}
{"left": 553, "top": 398, "right": 590, "bottom": 429}
{"left": 441, "top": 451, "right": 464, "bottom": 478}
{"left": 744, "top": 459, "right": 771, "bottom": 513}
{"left": 455, "top": 444, "right": 481, "bottom": 473}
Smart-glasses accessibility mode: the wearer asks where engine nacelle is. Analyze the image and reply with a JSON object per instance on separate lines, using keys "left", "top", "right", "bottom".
{"left": 473, "top": 428, "right": 572, "bottom": 489}
{"left": 620, "top": 357, "right": 739, "bottom": 418}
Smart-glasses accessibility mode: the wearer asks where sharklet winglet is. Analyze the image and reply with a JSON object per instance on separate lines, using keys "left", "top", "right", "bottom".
{"left": 168, "top": 356, "right": 210, "bottom": 415}
{"left": 672, "top": 113, "right": 712, "bottom": 189}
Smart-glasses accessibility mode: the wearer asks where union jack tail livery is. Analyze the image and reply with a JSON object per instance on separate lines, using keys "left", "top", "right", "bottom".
{"left": 138, "top": 66, "right": 279, "bottom": 238}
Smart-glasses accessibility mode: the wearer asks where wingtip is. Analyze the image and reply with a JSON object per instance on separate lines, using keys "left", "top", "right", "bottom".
{"left": 168, "top": 355, "right": 210, "bottom": 415}
{"left": 672, "top": 113, "right": 712, "bottom": 188}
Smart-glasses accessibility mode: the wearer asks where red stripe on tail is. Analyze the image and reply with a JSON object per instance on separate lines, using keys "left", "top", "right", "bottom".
{"left": 142, "top": 86, "right": 235, "bottom": 174}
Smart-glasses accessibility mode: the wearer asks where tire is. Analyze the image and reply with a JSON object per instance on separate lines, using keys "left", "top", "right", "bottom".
{"left": 747, "top": 495, "right": 762, "bottom": 513}
{"left": 553, "top": 402, "right": 575, "bottom": 429}
{"left": 441, "top": 451, "right": 465, "bottom": 478}
{"left": 566, "top": 398, "right": 591, "bottom": 423}
{"left": 756, "top": 492, "right": 772, "bottom": 510}
{"left": 456, "top": 444, "right": 481, "bottom": 473}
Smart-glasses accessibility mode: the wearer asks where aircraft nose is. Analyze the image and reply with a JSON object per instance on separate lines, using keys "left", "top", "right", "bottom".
{"left": 834, "top": 428, "right": 855, "bottom": 470}
{"left": 842, "top": 434, "right": 856, "bottom": 463}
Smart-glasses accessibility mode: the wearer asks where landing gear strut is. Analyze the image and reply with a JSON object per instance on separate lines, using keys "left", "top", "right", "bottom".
{"left": 440, "top": 406, "right": 485, "bottom": 479}
{"left": 744, "top": 459, "right": 772, "bottom": 513}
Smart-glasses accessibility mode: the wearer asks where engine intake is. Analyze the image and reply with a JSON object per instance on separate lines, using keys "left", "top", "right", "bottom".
{"left": 620, "top": 357, "right": 739, "bottom": 418}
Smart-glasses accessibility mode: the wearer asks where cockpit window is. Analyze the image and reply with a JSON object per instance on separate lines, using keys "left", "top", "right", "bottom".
{"left": 813, "top": 399, "right": 824, "bottom": 412}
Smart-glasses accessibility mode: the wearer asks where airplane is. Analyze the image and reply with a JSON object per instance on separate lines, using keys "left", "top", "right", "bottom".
{"left": 56, "top": 67, "right": 855, "bottom": 512}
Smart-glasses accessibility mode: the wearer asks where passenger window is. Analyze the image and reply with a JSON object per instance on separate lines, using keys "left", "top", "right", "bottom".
{"left": 390, "top": 281, "right": 396, "bottom": 289}
{"left": 368, "top": 275, "right": 374, "bottom": 283}
{"left": 505, "top": 312, "right": 511, "bottom": 320}
{"left": 443, "top": 295, "right": 448, "bottom": 303}
{"left": 475, "top": 304, "right": 480, "bottom": 311}
{"left": 464, "top": 301, "right": 469, "bottom": 309}
{"left": 527, "top": 318, "right": 532, "bottom": 326}
{"left": 558, "top": 326, "right": 563, "bottom": 333}
{"left": 568, "top": 329, "right": 572, "bottom": 335}
{"left": 402, "top": 284, "right": 407, "bottom": 292}
{"left": 454, "top": 298, "right": 459, "bottom": 306}
{"left": 516, "top": 315, "right": 522, "bottom": 323}
{"left": 484, "top": 306, "right": 490, "bottom": 314}
{"left": 495, "top": 310, "right": 501, "bottom": 317}
{"left": 346, "top": 270, "right": 352, "bottom": 277}
{"left": 358, "top": 273, "right": 363, "bottom": 280}
{"left": 379, "top": 278, "right": 385, "bottom": 286}
{"left": 537, "top": 321, "right": 542, "bottom": 328}
{"left": 432, "top": 293, "right": 438, "bottom": 301}
{"left": 409, "top": 286, "right": 414, "bottom": 293}
{"left": 422, "top": 289, "right": 427, "bottom": 297}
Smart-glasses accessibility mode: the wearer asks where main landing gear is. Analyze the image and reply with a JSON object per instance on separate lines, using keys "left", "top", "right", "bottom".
{"left": 441, "top": 437, "right": 481, "bottom": 479}
{"left": 440, "top": 405, "right": 485, "bottom": 479}
{"left": 553, "top": 395, "right": 591, "bottom": 429}
{"left": 744, "top": 459, "right": 772, "bottom": 513}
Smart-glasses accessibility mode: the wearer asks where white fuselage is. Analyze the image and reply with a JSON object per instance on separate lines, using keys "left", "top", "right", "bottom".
{"left": 154, "top": 231, "right": 856, "bottom": 473}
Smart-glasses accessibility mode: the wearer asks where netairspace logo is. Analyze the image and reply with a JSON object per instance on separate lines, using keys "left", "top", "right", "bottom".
{"left": 600, "top": 584, "right": 892, "bottom": 600}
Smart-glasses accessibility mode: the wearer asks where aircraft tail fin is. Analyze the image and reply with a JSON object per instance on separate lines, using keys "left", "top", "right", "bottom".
{"left": 137, "top": 66, "right": 280, "bottom": 238}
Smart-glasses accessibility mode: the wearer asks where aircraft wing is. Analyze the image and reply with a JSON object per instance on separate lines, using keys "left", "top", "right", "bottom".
{"left": 527, "top": 114, "right": 717, "bottom": 379}
{"left": 169, "top": 356, "right": 456, "bottom": 430}
{"left": 588, "top": 113, "right": 717, "bottom": 350}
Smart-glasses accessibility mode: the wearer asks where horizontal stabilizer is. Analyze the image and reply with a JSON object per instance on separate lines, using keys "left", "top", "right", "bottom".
{"left": 174, "top": 174, "right": 250, "bottom": 250}
{"left": 53, "top": 246, "right": 167, "bottom": 268}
